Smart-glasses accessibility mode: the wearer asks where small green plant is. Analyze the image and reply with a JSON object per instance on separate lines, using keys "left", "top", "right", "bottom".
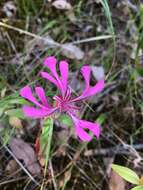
{"left": 112, "top": 164, "right": 143, "bottom": 190}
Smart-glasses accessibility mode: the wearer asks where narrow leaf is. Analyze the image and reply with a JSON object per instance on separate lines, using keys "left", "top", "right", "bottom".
{"left": 5, "top": 108, "right": 25, "bottom": 119}
{"left": 59, "top": 114, "right": 72, "bottom": 126}
{"left": 40, "top": 117, "right": 53, "bottom": 169}
{"left": 112, "top": 164, "right": 140, "bottom": 185}
{"left": 130, "top": 186, "right": 143, "bottom": 190}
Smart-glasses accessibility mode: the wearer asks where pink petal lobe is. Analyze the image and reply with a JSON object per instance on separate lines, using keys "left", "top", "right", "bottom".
{"left": 90, "top": 79, "right": 105, "bottom": 95}
{"left": 44, "top": 56, "right": 60, "bottom": 82}
{"left": 75, "top": 124, "right": 92, "bottom": 141}
{"left": 59, "top": 60, "right": 68, "bottom": 94}
{"left": 44, "top": 56, "right": 57, "bottom": 73}
{"left": 22, "top": 105, "right": 56, "bottom": 118}
{"left": 35, "top": 86, "right": 50, "bottom": 107}
{"left": 81, "top": 65, "right": 91, "bottom": 89}
{"left": 79, "top": 120, "right": 100, "bottom": 139}
{"left": 20, "top": 86, "right": 43, "bottom": 108}
{"left": 72, "top": 79, "right": 105, "bottom": 102}
{"left": 69, "top": 113, "right": 100, "bottom": 141}
{"left": 43, "top": 56, "right": 64, "bottom": 95}
{"left": 40, "top": 71, "right": 60, "bottom": 88}
{"left": 83, "top": 79, "right": 105, "bottom": 98}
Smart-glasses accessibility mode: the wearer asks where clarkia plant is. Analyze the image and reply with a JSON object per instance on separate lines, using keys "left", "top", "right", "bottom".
{"left": 20, "top": 56, "right": 105, "bottom": 141}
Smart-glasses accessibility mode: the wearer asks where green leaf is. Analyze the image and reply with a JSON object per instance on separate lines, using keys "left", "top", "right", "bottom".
{"left": 112, "top": 164, "right": 140, "bottom": 185}
{"left": 0, "top": 92, "right": 29, "bottom": 105}
{"left": 40, "top": 117, "right": 53, "bottom": 175}
{"left": 0, "top": 92, "right": 29, "bottom": 117}
{"left": 1, "top": 127, "right": 15, "bottom": 145}
{"left": 96, "top": 114, "right": 106, "bottom": 125}
{"left": 40, "top": 117, "right": 53, "bottom": 161}
{"left": 59, "top": 114, "right": 72, "bottom": 126}
{"left": 0, "top": 106, "right": 7, "bottom": 117}
{"left": 136, "top": 65, "right": 143, "bottom": 77}
{"left": 130, "top": 185, "right": 143, "bottom": 190}
{"left": 5, "top": 109, "right": 25, "bottom": 119}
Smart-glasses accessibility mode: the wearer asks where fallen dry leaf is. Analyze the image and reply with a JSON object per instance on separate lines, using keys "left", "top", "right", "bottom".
{"left": 109, "top": 171, "right": 126, "bottom": 190}
{"left": 10, "top": 137, "right": 41, "bottom": 175}
{"left": 91, "top": 66, "right": 105, "bottom": 81}
{"left": 61, "top": 43, "right": 84, "bottom": 60}
{"left": 24, "top": 35, "right": 57, "bottom": 62}
{"left": 52, "top": 0, "right": 72, "bottom": 10}
{"left": 5, "top": 159, "right": 19, "bottom": 174}
{"left": 3, "top": 1, "right": 17, "bottom": 18}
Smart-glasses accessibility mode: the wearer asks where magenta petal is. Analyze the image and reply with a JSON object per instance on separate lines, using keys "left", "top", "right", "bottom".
{"left": 20, "top": 86, "right": 44, "bottom": 108}
{"left": 69, "top": 114, "right": 100, "bottom": 141}
{"left": 43, "top": 56, "right": 65, "bottom": 95}
{"left": 75, "top": 124, "right": 92, "bottom": 141}
{"left": 44, "top": 56, "right": 60, "bottom": 82}
{"left": 59, "top": 60, "right": 68, "bottom": 94}
{"left": 35, "top": 86, "right": 50, "bottom": 108}
{"left": 81, "top": 65, "right": 91, "bottom": 90}
{"left": 72, "top": 79, "right": 105, "bottom": 102}
{"left": 78, "top": 120, "right": 100, "bottom": 139}
{"left": 40, "top": 71, "right": 60, "bottom": 88}
{"left": 83, "top": 79, "right": 105, "bottom": 98}
{"left": 22, "top": 105, "right": 56, "bottom": 118}
{"left": 44, "top": 56, "right": 57, "bottom": 75}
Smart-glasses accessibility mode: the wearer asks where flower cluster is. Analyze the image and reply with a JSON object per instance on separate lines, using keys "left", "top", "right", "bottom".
{"left": 20, "top": 56, "right": 105, "bottom": 141}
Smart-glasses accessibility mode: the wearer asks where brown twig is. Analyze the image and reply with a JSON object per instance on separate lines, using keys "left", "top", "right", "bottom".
{"left": 84, "top": 144, "right": 143, "bottom": 157}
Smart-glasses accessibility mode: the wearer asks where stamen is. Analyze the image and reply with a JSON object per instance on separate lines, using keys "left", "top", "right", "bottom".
{"left": 53, "top": 95, "right": 61, "bottom": 102}
{"left": 64, "top": 87, "right": 72, "bottom": 100}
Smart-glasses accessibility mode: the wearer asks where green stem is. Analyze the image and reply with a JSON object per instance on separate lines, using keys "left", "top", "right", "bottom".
{"left": 40, "top": 117, "right": 54, "bottom": 190}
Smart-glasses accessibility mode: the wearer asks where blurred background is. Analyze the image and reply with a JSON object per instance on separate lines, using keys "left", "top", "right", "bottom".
{"left": 0, "top": 0, "right": 143, "bottom": 190}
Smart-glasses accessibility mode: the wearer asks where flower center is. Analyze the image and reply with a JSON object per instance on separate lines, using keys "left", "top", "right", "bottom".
{"left": 54, "top": 95, "right": 71, "bottom": 112}
{"left": 53, "top": 88, "right": 79, "bottom": 113}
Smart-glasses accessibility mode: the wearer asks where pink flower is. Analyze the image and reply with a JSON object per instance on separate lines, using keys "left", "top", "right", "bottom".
{"left": 20, "top": 56, "right": 105, "bottom": 141}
